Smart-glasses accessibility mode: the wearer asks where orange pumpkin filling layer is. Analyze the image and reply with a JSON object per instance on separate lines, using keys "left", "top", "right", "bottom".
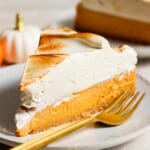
{"left": 16, "top": 69, "right": 136, "bottom": 137}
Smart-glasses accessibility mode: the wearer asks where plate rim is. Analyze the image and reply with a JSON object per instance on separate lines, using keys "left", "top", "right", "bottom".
{"left": 1, "top": 126, "right": 150, "bottom": 149}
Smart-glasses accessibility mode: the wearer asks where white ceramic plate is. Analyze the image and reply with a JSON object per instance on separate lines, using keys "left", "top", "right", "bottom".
{"left": 0, "top": 64, "right": 150, "bottom": 150}
{"left": 55, "top": 9, "right": 150, "bottom": 59}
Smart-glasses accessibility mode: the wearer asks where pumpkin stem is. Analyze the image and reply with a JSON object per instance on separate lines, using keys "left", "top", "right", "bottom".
{"left": 15, "top": 13, "right": 24, "bottom": 31}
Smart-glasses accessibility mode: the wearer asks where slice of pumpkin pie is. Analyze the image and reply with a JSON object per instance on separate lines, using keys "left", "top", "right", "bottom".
{"left": 15, "top": 26, "right": 137, "bottom": 136}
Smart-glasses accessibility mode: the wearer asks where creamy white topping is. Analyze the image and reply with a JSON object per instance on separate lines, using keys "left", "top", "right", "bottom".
{"left": 22, "top": 47, "right": 137, "bottom": 108}
{"left": 15, "top": 27, "right": 137, "bottom": 129}
{"left": 82, "top": 0, "right": 150, "bottom": 23}
{"left": 37, "top": 34, "right": 110, "bottom": 54}
{"left": 16, "top": 45, "right": 137, "bottom": 129}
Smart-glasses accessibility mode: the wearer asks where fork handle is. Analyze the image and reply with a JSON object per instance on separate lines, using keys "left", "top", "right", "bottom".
{"left": 11, "top": 117, "right": 95, "bottom": 150}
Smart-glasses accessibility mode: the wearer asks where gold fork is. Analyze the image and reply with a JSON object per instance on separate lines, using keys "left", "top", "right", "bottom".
{"left": 11, "top": 91, "right": 145, "bottom": 150}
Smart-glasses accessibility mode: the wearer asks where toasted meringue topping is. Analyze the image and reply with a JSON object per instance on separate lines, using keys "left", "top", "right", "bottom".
{"left": 16, "top": 26, "right": 137, "bottom": 129}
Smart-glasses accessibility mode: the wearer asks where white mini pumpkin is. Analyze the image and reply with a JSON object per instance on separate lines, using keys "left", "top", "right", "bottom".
{"left": 0, "top": 13, "right": 41, "bottom": 64}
